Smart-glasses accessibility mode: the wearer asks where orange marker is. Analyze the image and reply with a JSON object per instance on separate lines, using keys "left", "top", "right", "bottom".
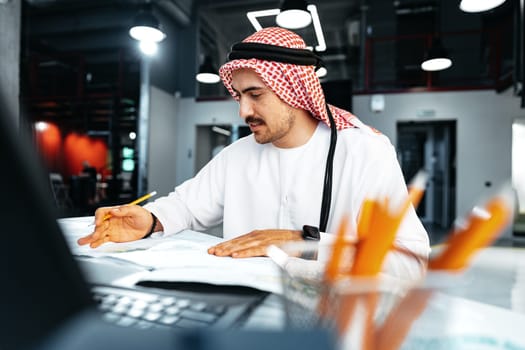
{"left": 357, "top": 198, "right": 376, "bottom": 240}
{"left": 324, "top": 216, "right": 351, "bottom": 282}
{"left": 318, "top": 216, "right": 351, "bottom": 319}
{"left": 376, "top": 186, "right": 515, "bottom": 350}
{"left": 429, "top": 189, "right": 514, "bottom": 271}
{"left": 351, "top": 171, "right": 427, "bottom": 276}
{"left": 376, "top": 192, "right": 514, "bottom": 350}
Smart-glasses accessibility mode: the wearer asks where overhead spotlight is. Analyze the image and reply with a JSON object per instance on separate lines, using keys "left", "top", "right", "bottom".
{"left": 196, "top": 56, "right": 220, "bottom": 84}
{"left": 421, "top": 38, "right": 452, "bottom": 71}
{"left": 129, "top": 3, "right": 166, "bottom": 43}
{"left": 139, "top": 40, "right": 158, "bottom": 56}
{"left": 459, "top": 0, "right": 507, "bottom": 13}
{"left": 276, "top": 0, "right": 312, "bottom": 29}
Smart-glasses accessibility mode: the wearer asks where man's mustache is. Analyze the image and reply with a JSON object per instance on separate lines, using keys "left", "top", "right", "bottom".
{"left": 245, "top": 117, "right": 265, "bottom": 125}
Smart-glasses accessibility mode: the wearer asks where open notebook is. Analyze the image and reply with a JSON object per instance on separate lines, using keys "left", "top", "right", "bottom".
{"left": 0, "top": 92, "right": 333, "bottom": 350}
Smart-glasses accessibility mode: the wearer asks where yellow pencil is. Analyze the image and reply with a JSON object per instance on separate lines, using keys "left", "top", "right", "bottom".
{"left": 101, "top": 190, "right": 157, "bottom": 221}
{"left": 88, "top": 191, "right": 158, "bottom": 226}
{"left": 125, "top": 190, "right": 158, "bottom": 206}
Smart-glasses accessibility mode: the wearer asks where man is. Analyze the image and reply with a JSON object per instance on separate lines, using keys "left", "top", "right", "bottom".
{"left": 78, "top": 27, "right": 429, "bottom": 279}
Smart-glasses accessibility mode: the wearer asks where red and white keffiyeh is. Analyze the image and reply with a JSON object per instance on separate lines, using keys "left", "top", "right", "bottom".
{"left": 219, "top": 27, "right": 359, "bottom": 131}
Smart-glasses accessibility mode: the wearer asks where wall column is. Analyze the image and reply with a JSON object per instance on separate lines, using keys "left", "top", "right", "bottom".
{"left": 0, "top": 0, "right": 21, "bottom": 126}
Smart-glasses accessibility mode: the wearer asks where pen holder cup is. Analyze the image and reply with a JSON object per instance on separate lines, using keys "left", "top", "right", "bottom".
{"left": 268, "top": 241, "right": 419, "bottom": 349}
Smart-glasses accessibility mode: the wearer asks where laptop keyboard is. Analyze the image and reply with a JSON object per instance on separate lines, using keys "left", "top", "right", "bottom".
{"left": 92, "top": 285, "right": 251, "bottom": 330}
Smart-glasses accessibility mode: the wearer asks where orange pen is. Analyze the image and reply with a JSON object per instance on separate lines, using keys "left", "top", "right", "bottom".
{"left": 351, "top": 171, "right": 427, "bottom": 276}
{"left": 429, "top": 187, "right": 515, "bottom": 271}
{"left": 357, "top": 198, "right": 377, "bottom": 240}
{"left": 376, "top": 186, "right": 515, "bottom": 350}
{"left": 324, "top": 215, "right": 351, "bottom": 282}
{"left": 336, "top": 171, "right": 428, "bottom": 341}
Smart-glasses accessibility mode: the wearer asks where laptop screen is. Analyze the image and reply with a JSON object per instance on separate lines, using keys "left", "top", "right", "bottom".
{"left": 0, "top": 93, "right": 94, "bottom": 350}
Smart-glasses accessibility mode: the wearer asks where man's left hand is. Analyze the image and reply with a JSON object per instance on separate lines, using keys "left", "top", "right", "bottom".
{"left": 207, "top": 229, "right": 303, "bottom": 258}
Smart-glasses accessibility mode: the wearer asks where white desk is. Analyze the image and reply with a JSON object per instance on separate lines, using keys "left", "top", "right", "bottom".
{"left": 59, "top": 217, "right": 287, "bottom": 330}
{"left": 400, "top": 247, "right": 525, "bottom": 349}
{"left": 59, "top": 217, "right": 525, "bottom": 348}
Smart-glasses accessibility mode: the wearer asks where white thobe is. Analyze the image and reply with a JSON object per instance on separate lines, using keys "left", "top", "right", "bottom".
{"left": 144, "top": 122, "right": 430, "bottom": 280}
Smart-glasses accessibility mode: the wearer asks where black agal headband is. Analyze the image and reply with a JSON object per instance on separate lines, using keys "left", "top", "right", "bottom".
{"left": 228, "top": 42, "right": 325, "bottom": 71}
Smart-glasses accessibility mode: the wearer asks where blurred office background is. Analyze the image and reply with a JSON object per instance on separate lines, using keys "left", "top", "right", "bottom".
{"left": 0, "top": 0, "right": 524, "bottom": 244}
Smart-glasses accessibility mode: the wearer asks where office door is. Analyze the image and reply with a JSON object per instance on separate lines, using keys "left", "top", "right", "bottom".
{"left": 397, "top": 121, "right": 456, "bottom": 229}
{"left": 194, "top": 124, "right": 251, "bottom": 174}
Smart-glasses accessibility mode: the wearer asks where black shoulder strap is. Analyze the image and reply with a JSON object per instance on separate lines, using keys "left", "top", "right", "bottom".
{"left": 319, "top": 105, "right": 337, "bottom": 232}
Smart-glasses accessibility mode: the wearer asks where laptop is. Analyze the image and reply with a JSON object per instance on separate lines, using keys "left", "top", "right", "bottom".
{"left": 0, "top": 92, "right": 334, "bottom": 350}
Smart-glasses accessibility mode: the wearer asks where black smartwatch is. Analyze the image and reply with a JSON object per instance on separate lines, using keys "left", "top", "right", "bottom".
{"left": 302, "top": 225, "right": 320, "bottom": 241}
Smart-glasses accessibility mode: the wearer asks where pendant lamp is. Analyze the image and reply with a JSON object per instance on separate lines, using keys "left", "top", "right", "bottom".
{"left": 196, "top": 56, "right": 220, "bottom": 84}
{"left": 276, "top": 0, "right": 312, "bottom": 29}
{"left": 421, "top": 38, "right": 452, "bottom": 71}
{"left": 129, "top": 3, "right": 166, "bottom": 43}
{"left": 459, "top": 0, "right": 507, "bottom": 13}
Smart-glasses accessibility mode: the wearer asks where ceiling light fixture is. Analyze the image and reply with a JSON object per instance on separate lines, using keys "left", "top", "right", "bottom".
{"left": 196, "top": 56, "right": 221, "bottom": 84}
{"left": 459, "top": 0, "right": 507, "bottom": 13}
{"left": 421, "top": 38, "right": 452, "bottom": 71}
{"left": 246, "top": 4, "right": 326, "bottom": 52}
{"left": 276, "top": 0, "right": 311, "bottom": 29}
{"left": 247, "top": 9, "right": 281, "bottom": 31}
{"left": 129, "top": 3, "right": 166, "bottom": 43}
{"left": 307, "top": 4, "right": 326, "bottom": 52}
{"left": 139, "top": 40, "right": 158, "bottom": 56}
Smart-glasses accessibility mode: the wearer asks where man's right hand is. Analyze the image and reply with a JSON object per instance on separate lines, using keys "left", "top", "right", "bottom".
{"left": 77, "top": 205, "right": 154, "bottom": 248}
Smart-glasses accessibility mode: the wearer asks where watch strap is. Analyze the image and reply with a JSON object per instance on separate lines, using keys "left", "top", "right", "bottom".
{"left": 302, "top": 225, "right": 320, "bottom": 241}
